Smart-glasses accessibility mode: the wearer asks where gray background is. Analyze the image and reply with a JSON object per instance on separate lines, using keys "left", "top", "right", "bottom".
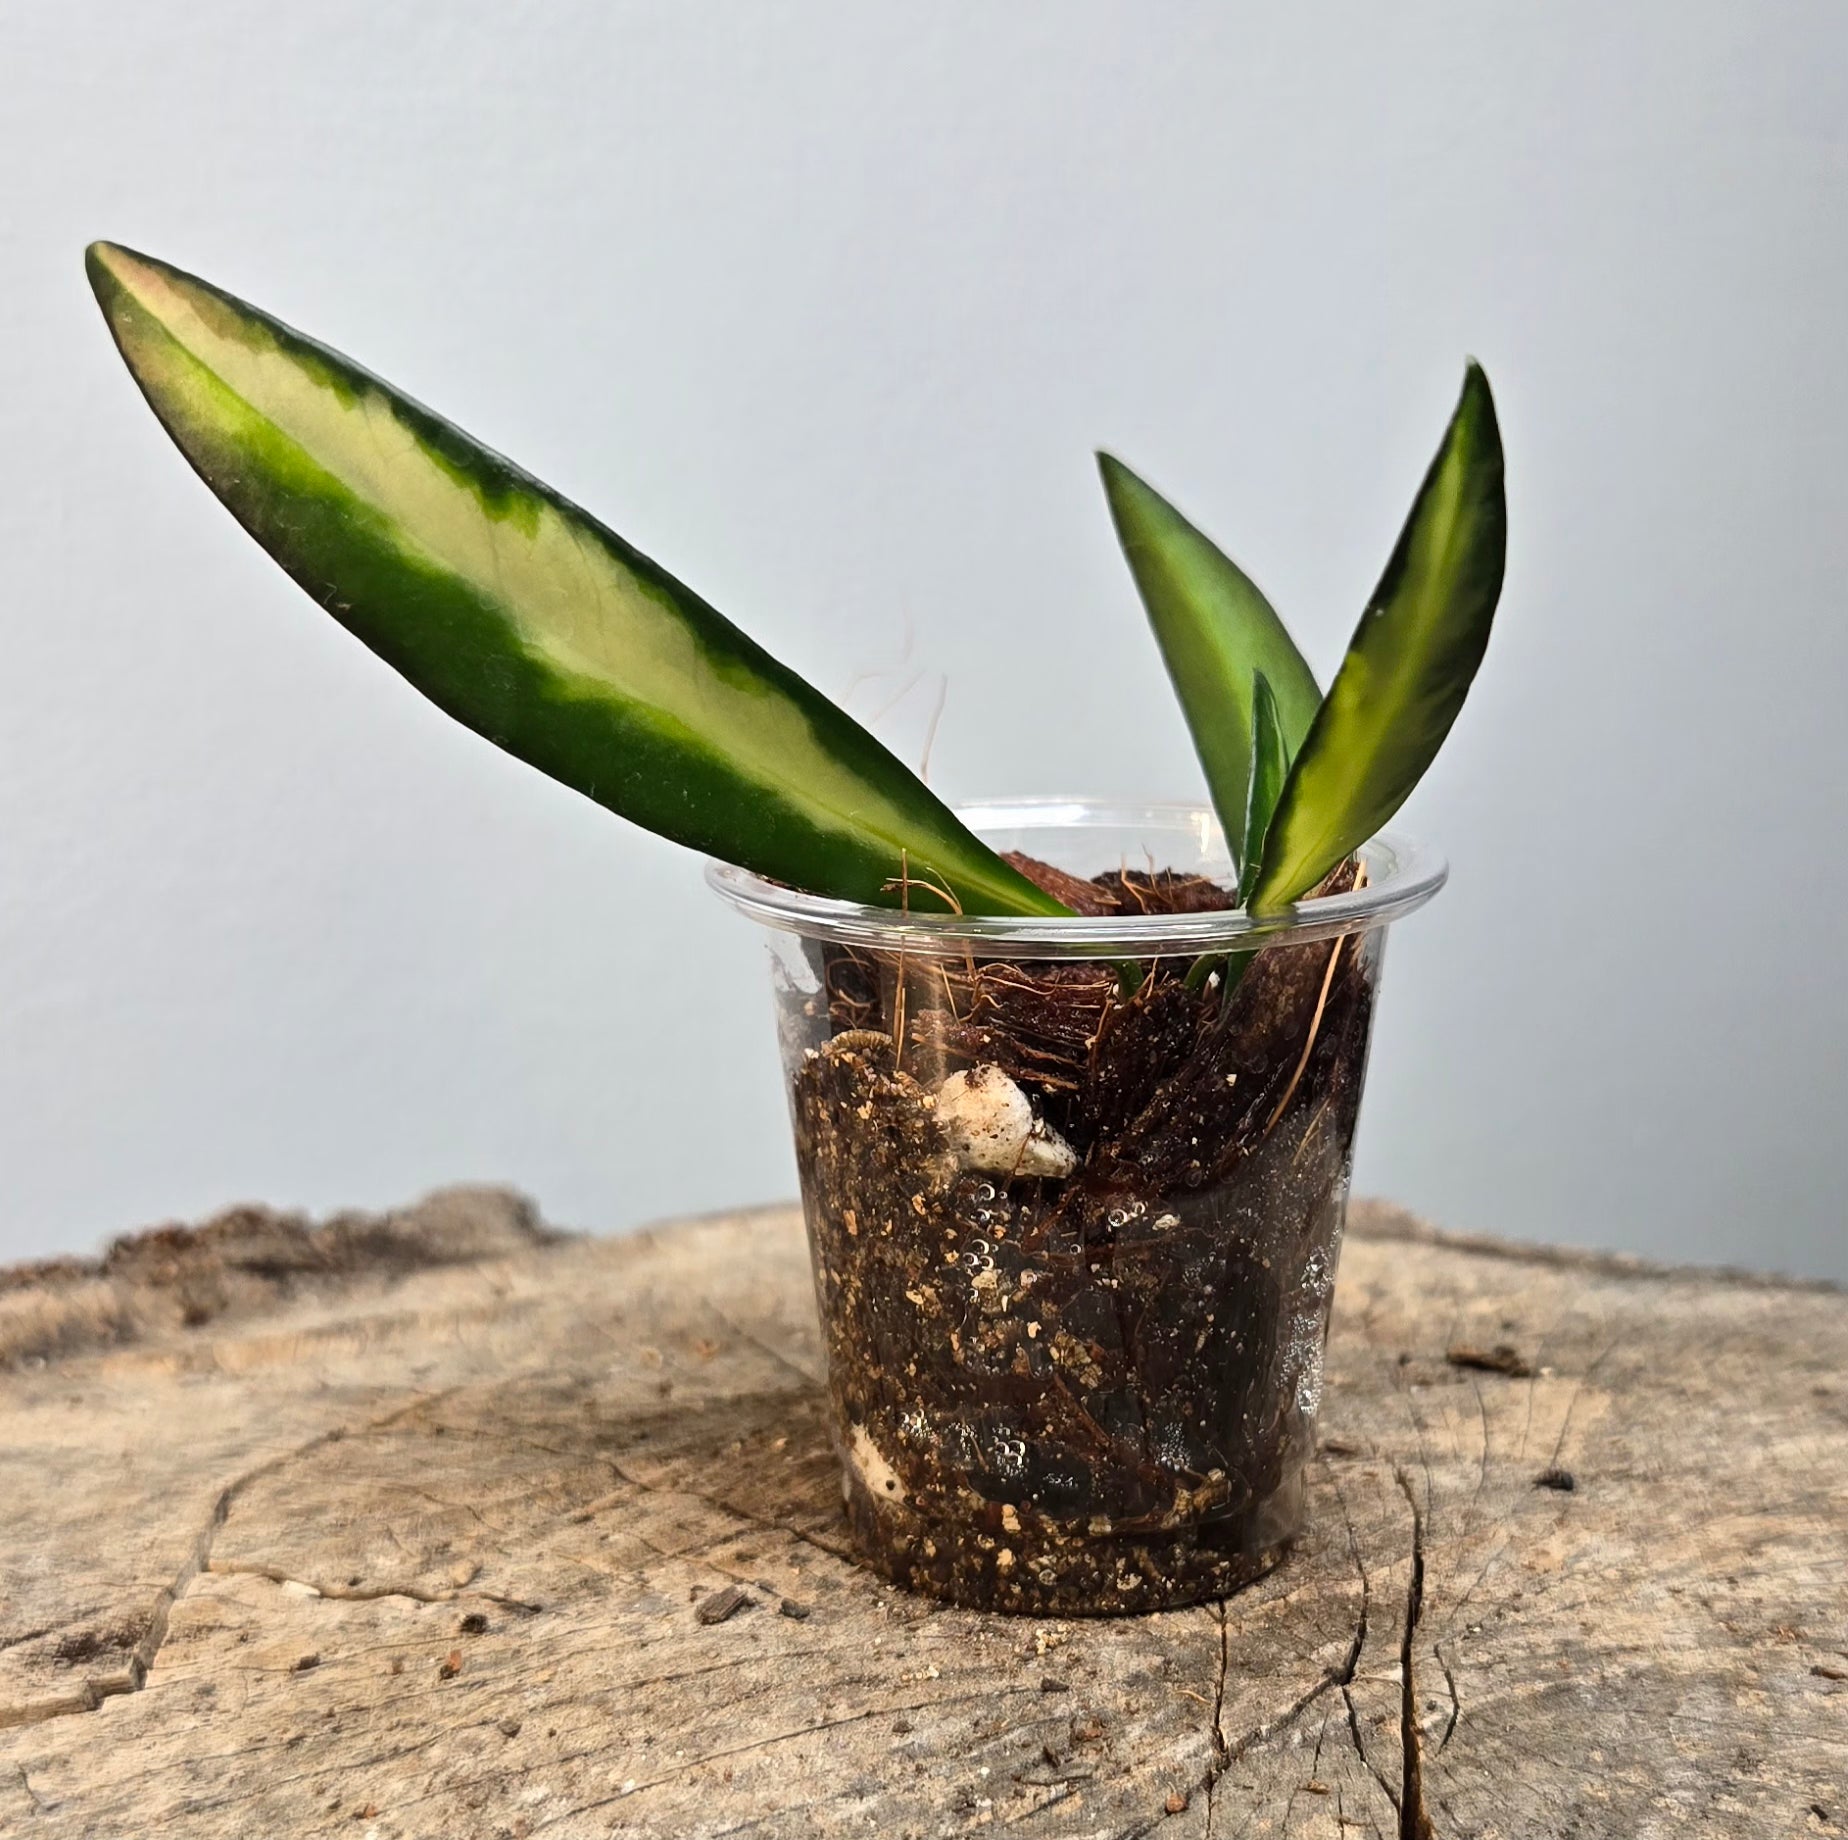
{"left": 2, "top": 2, "right": 1844, "bottom": 1277}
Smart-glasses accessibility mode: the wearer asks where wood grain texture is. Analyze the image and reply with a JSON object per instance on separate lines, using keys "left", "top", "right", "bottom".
{"left": 0, "top": 1188, "right": 1842, "bottom": 1839}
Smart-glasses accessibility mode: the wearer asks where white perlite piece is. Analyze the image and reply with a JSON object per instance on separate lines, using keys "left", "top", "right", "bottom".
{"left": 933, "top": 1064, "right": 1077, "bottom": 1179}
{"left": 846, "top": 1422, "right": 906, "bottom": 1502}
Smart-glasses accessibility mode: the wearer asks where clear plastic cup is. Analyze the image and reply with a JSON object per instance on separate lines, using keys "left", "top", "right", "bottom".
{"left": 709, "top": 799, "right": 1445, "bottom": 1615}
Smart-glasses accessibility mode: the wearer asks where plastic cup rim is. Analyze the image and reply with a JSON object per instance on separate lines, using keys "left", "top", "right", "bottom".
{"left": 705, "top": 797, "right": 1447, "bottom": 958}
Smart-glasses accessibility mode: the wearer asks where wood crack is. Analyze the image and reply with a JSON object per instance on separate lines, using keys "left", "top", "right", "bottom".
{"left": 1207, "top": 1600, "right": 1230, "bottom": 1837}
{"left": 201, "top": 1560, "right": 540, "bottom": 1614}
{"left": 1335, "top": 1478, "right": 1373, "bottom": 1688}
{"left": 0, "top": 1390, "right": 460, "bottom": 1731}
{"left": 1395, "top": 1468, "right": 1435, "bottom": 1840}
{"left": 1212, "top": 1600, "right": 1232, "bottom": 1755}
{"left": 1341, "top": 1682, "right": 1398, "bottom": 1813}
{"left": 0, "top": 1480, "right": 232, "bottom": 1731}
{"left": 1335, "top": 1469, "right": 1399, "bottom": 1815}
{"left": 1118, "top": 1519, "right": 1377, "bottom": 1840}
{"left": 1434, "top": 1642, "right": 1460, "bottom": 1752}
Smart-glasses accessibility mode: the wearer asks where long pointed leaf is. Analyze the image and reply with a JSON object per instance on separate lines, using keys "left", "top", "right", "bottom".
{"left": 1237, "top": 669, "right": 1289, "bottom": 904}
{"left": 1098, "top": 453, "right": 1320, "bottom": 864}
{"left": 86, "top": 242, "right": 1065, "bottom": 917}
{"left": 1248, "top": 363, "right": 1506, "bottom": 914}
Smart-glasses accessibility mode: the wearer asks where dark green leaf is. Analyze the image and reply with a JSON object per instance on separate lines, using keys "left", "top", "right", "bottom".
{"left": 1098, "top": 453, "right": 1320, "bottom": 867}
{"left": 85, "top": 242, "right": 1065, "bottom": 918}
{"left": 1248, "top": 363, "right": 1506, "bottom": 914}
{"left": 1237, "top": 669, "right": 1289, "bottom": 904}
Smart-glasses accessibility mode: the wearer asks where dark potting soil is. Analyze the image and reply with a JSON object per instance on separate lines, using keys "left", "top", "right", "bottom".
{"left": 788, "top": 855, "right": 1377, "bottom": 1615}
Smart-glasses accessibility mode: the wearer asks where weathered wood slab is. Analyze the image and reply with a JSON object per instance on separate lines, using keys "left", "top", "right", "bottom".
{"left": 0, "top": 1190, "right": 1842, "bottom": 1838}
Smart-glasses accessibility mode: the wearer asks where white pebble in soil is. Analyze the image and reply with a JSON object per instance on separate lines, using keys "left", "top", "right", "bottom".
{"left": 933, "top": 1065, "right": 1076, "bottom": 1179}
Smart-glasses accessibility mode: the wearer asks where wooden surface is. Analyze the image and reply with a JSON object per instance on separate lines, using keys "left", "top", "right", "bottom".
{"left": 0, "top": 1189, "right": 1843, "bottom": 1839}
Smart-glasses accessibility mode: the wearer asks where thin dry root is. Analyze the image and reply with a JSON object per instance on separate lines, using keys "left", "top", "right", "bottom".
{"left": 1265, "top": 933, "right": 1346, "bottom": 1134}
{"left": 891, "top": 852, "right": 911, "bottom": 1068}
{"left": 880, "top": 858, "right": 972, "bottom": 1070}
{"left": 879, "top": 871, "right": 964, "bottom": 915}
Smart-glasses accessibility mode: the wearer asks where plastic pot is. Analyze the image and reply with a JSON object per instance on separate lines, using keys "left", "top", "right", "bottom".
{"left": 710, "top": 799, "right": 1444, "bottom": 1615}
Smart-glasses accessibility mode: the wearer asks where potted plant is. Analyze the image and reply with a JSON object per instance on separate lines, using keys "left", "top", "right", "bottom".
{"left": 85, "top": 242, "right": 1505, "bottom": 1615}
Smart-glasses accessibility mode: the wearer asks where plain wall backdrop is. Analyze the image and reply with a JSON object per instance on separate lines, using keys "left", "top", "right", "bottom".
{"left": 2, "top": 2, "right": 1844, "bottom": 1277}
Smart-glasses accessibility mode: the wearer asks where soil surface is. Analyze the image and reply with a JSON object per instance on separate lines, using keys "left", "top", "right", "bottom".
{"left": 789, "top": 855, "right": 1378, "bottom": 1614}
